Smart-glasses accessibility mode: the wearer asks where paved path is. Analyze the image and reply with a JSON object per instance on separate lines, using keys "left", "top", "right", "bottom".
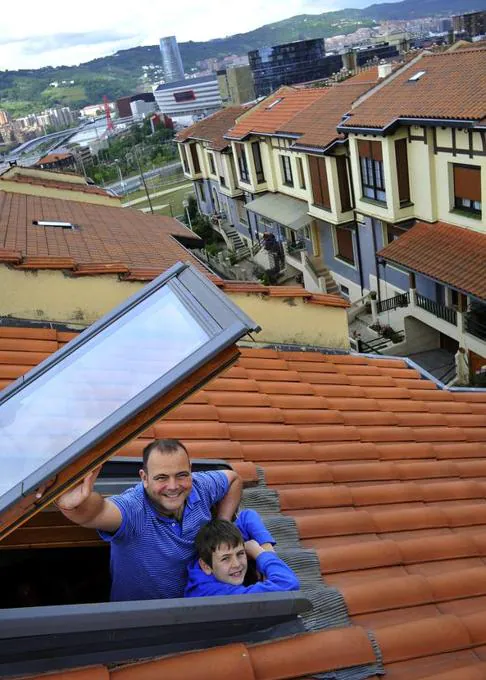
{"left": 139, "top": 204, "right": 168, "bottom": 213}
{"left": 122, "top": 183, "right": 192, "bottom": 207}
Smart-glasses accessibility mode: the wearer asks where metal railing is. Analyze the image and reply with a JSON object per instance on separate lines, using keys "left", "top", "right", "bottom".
{"left": 416, "top": 294, "right": 457, "bottom": 326}
{"left": 287, "top": 240, "right": 306, "bottom": 255}
{"left": 377, "top": 292, "right": 410, "bottom": 314}
{"left": 465, "top": 314, "right": 486, "bottom": 341}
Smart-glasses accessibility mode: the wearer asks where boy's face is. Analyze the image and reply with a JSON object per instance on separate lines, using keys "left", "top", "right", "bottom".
{"left": 200, "top": 542, "right": 248, "bottom": 585}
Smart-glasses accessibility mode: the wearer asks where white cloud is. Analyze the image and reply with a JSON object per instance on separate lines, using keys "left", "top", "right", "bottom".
{"left": 0, "top": 0, "right": 355, "bottom": 70}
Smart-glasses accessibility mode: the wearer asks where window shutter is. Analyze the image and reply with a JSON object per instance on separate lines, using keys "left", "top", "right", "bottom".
{"left": 336, "top": 227, "right": 354, "bottom": 263}
{"left": 309, "top": 156, "right": 323, "bottom": 206}
{"left": 454, "top": 165, "right": 481, "bottom": 201}
{"left": 357, "top": 140, "right": 370, "bottom": 157}
{"left": 358, "top": 139, "right": 383, "bottom": 162}
{"left": 395, "top": 138, "right": 410, "bottom": 203}
{"left": 370, "top": 141, "right": 383, "bottom": 161}
{"left": 336, "top": 156, "right": 352, "bottom": 212}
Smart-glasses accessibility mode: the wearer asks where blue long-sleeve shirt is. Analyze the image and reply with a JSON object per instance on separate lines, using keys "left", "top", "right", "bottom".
{"left": 184, "top": 550, "right": 300, "bottom": 597}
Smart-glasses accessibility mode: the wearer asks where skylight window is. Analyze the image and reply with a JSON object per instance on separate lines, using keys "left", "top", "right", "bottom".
{"left": 266, "top": 97, "right": 283, "bottom": 110}
{"left": 32, "top": 220, "right": 76, "bottom": 229}
{"left": 408, "top": 70, "right": 426, "bottom": 82}
{"left": 0, "top": 262, "right": 258, "bottom": 539}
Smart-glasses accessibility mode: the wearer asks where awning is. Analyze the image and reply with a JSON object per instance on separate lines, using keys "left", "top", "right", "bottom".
{"left": 245, "top": 193, "right": 311, "bottom": 231}
{"left": 378, "top": 220, "right": 486, "bottom": 301}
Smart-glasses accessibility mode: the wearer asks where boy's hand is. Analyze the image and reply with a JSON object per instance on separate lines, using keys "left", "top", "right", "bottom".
{"left": 244, "top": 539, "right": 265, "bottom": 560}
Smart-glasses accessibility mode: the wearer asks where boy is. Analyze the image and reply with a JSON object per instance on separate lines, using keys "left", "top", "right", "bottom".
{"left": 184, "top": 510, "right": 299, "bottom": 596}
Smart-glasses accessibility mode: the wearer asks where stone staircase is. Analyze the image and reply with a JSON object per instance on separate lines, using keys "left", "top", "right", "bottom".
{"left": 225, "top": 227, "right": 251, "bottom": 260}
{"left": 306, "top": 255, "right": 340, "bottom": 295}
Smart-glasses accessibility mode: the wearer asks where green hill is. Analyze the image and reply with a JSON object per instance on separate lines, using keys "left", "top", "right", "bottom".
{"left": 0, "top": 0, "right": 483, "bottom": 117}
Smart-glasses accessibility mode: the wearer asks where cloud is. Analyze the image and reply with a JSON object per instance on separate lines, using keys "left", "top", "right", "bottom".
{"left": 21, "top": 31, "right": 138, "bottom": 55}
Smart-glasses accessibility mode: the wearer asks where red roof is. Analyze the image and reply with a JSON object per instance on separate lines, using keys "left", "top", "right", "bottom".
{"left": 378, "top": 221, "right": 486, "bottom": 300}
{"left": 341, "top": 49, "right": 486, "bottom": 130}
{"left": 0, "top": 173, "right": 116, "bottom": 198}
{"left": 4, "top": 331, "right": 486, "bottom": 679}
{"left": 35, "top": 152, "right": 74, "bottom": 165}
{"left": 176, "top": 106, "right": 250, "bottom": 150}
{"left": 0, "top": 191, "right": 205, "bottom": 280}
{"left": 226, "top": 87, "right": 329, "bottom": 140}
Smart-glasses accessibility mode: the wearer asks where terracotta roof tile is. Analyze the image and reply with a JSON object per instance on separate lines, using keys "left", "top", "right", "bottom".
{"left": 341, "top": 49, "right": 486, "bottom": 129}
{"left": 379, "top": 221, "right": 486, "bottom": 300}
{"left": 4, "top": 338, "right": 486, "bottom": 679}
{"left": 176, "top": 106, "right": 250, "bottom": 150}
{"left": 1, "top": 172, "right": 116, "bottom": 198}
{"left": 0, "top": 191, "right": 206, "bottom": 279}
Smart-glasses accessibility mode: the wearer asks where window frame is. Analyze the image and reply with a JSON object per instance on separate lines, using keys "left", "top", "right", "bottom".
{"left": 453, "top": 163, "right": 482, "bottom": 216}
{"left": 0, "top": 262, "right": 258, "bottom": 541}
{"left": 334, "top": 226, "right": 355, "bottom": 266}
{"left": 207, "top": 152, "right": 217, "bottom": 176}
{"left": 235, "top": 144, "right": 249, "bottom": 183}
{"left": 296, "top": 157, "right": 306, "bottom": 190}
{"left": 252, "top": 142, "right": 265, "bottom": 184}
{"left": 358, "top": 140, "right": 386, "bottom": 203}
{"left": 280, "top": 155, "right": 294, "bottom": 187}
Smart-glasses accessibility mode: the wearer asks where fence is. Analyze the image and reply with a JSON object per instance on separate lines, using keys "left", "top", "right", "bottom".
{"left": 416, "top": 294, "right": 457, "bottom": 326}
{"left": 377, "top": 292, "right": 410, "bottom": 314}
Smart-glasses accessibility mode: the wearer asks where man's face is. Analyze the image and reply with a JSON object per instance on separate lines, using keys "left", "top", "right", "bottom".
{"left": 200, "top": 543, "right": 248, "bottom": 585}
{"left": 139, "top": 448, "right": 192, "bottom": 516}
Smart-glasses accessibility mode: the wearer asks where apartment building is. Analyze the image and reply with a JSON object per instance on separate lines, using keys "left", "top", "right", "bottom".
{"left": 337, "top": 48, "right": 486, "bottom": 377}
{"left": 177, "top": 49, "right": 486, "bottom": 377}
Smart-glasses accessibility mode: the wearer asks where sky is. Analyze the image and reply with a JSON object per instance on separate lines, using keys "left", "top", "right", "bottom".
{"left": 0, "top": 0, "right": 382, "bottom": 71}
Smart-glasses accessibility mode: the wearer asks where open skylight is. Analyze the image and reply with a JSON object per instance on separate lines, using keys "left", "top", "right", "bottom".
{"left": 266, "top": 97, "right": 283, "bottom": 110}
{"left": 408, "top": 70, "right": 426, "bottom": 82}
{"left": 0, "top": 262, "right": 259, "bottom": 539}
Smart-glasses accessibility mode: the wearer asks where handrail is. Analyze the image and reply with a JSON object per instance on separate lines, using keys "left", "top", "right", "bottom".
{"left": 377, "top": 292, "right": 409, "bottom": 314}
{"left": 416, "top": 293, "right": 457, "bottom": 326}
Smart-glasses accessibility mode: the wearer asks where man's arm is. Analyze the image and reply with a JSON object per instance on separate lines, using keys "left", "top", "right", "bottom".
{"left": 215, "top": 469, "right": 242, "bottom": 521}
{"left": 56, "top": 468, "right": 122, "bottom": 532}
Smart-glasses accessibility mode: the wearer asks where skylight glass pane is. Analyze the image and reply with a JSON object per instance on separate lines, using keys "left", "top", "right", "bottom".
{"left": 0, "top": 285, "right": 208, "bottom": 499}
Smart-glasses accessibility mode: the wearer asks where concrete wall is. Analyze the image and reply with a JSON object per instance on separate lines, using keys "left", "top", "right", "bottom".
{"left": 1, "top": 266, "right": 350, "bottom": 350}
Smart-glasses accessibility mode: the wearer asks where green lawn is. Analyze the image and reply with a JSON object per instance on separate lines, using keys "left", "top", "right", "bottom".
{"left": 133, "top": 186, "right": 195, "bottom": 218}
{"left": 41, "top": 85, "right": 87, "bottom": 104}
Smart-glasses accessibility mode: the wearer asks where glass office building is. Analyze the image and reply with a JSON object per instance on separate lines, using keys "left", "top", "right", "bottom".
{"left": 248, "top": 38, "right": 342, "bottom": 98}
{"left": 159, "top": 36, "right": 185, "bottom": 84}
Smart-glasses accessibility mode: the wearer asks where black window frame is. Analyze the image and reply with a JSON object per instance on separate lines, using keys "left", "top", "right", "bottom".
{"left": 252, "top": 142, "right": 265, "bottom": 184}
{"left": 208, "top": 152, "right": 216, "bottom": 176}
{"left": 296, "top": 157, "right": 306, "bottom": 190}
{"left": 280, "top": 155, "right": 294, "bottom": 187}
{"left": 358, "top": 141, "right": 386, "bottom": 203}
{"left": 235, "top": 144, "right": 249, "bottom": 183}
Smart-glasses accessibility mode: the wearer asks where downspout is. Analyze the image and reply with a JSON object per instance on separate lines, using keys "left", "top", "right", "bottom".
{"left": 355, "top": 224, "right": 364, "bottom": 297}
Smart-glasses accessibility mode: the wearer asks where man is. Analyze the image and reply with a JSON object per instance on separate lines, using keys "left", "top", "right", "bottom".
{"left": 56, "top": 438, "right": 242, "bottom": 601}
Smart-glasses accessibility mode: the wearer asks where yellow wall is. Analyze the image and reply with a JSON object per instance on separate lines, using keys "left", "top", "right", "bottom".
{"left": 1, "top": 265, "right": 350, "bottom": 349}
{"left": 227, "top": 292, "right": 349, "bottom": 348}
{"left": 3, "top": 166, "right": 87, "bottom": 185}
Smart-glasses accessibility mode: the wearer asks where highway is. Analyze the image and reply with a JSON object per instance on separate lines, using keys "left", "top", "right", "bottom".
{"left": 106, "top": 161, "right": 182, "bottom": 195}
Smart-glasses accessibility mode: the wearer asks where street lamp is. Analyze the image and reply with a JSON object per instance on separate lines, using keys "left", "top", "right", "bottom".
{"left": 182, "top": 199, "right": 192, "bottom": 230}
{"left": 114, "top": 159, "right": 126, "bottom": 195}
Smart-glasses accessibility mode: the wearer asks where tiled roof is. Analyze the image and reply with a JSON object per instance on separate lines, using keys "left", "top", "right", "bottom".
{"left": 210, "top": 278, "right": 349, "bottom": 308}
{"left": 287, "top": 82, "right": 376, "bottom": 150}
{"left": 175, "top": 106, "right": 250, "bottom": 150}
{"left": 341, "top": 49, "right": 486, "bottom": 129}
{"left": 378, "top": 220, "right": 486, "bottom": 300}
{"left": 35, "top": 152, "right": 74, "bottom": 165}
{"left": 4, "top": 329, "right": 486, "bottom": 679}
{"left": 226, "top": 87, "right": 329, "bottom": 140}
{"left": 0, "top": 173, "right": 116, "bottom": 198}
{"left": 0, "top": 191, "right": 206, "bottom": 280}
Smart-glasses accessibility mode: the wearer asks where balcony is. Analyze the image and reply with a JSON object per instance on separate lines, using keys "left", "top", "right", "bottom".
{"left": 416, "top": 293, "right": 457, "bottom": 326}
{"left": 465, "top": 314, "right": 486, "bottom": 341}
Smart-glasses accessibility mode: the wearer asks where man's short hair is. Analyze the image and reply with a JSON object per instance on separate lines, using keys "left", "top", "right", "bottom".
{"left": 195, "top": 519, "right": 244, "bottom": 567}
{"left": 142, "top": 438, "right": 189, "bottom": 471}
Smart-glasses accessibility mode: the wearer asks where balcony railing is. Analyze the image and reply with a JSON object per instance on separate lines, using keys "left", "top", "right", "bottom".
{"left": 416, "top": 293, "right": 457, "bottom": 326}
{"left": 377, "top": 292, "right": 410, "bottom": 314}
{"left": 465, "top": 314, "right": 486, "bottom": 341}
{"left": 287, "top": 240, "right": 306, "bottom": 255}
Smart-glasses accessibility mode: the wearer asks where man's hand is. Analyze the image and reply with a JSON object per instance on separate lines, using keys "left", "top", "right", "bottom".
{"left": 56, "top": 467, "right": 101, "bottom": 511}
{"left": 244, "top": 539, "right": 265, "bottom": 561}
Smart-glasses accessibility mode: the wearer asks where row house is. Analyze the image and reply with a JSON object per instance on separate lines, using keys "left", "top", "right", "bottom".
{"left": 177, "top": 49, "right": 486, "bottom": 374}
{"left": 337, "top": 47, "right": 486, "bottom": 377}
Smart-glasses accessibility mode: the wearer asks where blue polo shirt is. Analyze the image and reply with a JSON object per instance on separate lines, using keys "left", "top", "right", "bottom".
{"left": 99, "top": 471, "right": 229, "bottom": 601}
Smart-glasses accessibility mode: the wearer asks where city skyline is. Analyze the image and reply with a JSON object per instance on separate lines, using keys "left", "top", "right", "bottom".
{"left": 1, "top": 0, "right": 395, "bottom": 70}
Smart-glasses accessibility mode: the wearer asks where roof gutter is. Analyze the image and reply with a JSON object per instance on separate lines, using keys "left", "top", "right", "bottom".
{"left": 290, "top": 137, "right": 348, "bottom": 155}
{"left": 337, "top": 117, "right": 479, "bottom": 136}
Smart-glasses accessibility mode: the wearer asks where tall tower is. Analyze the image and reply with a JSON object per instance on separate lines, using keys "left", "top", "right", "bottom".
{"left": 159, "top": 36, "right": 185, "bottom": 84}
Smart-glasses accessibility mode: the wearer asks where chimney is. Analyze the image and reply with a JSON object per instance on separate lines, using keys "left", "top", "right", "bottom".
{"left": 378, "top": 61, "right": 393, "bottom": 79}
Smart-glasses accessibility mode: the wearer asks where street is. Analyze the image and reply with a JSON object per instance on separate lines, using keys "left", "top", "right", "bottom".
{"left": 106, "top": 161, "right": 182, "bottom": 195}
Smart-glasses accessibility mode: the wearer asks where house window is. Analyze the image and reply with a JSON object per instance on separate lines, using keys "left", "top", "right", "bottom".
{"left": 235, "top": 144, "right": 249, "bottom": 183}
{"left": 395, "top": 138, "right": 410, "bottom": 204}
{"left": 252, "top": 142, "right": 265, "bottom": 184}
{"left": 335, "top": 155, "right": 352, "bottom": 212}
{"left": 384, "top": 222, "right": 407, "bottom": 245}
{"left": 181, "top": 147, "right": 189, "bottom": 173}
{"left": 340, "top": 284, "right": 350, "bottom": 296}
{"left": 358, "top": 139, "right": 386, "bottom": 203}
{"left": 198, "top": 182, "right": 206, "bottom": 203}
{"left": 236, "top": 199, "right": 248, "bottom": 225}
{"left": 308, "top": 156, "right": 331, "bottom": 210}
{"left": 453, "top": 164, "right": 482, "bottom": 215}
{"left": 296, "top": 157, "right": 306, "bottom": 189}
{"left": 280, "top": 155, "right": 293, "bottom": 187}
{"left": 335, "top": 226, "right": 355, "bottom": 265}
{"left": 190, "top": 144, "right": 201, "bottom": 174}
{"left": 208, "top": 153, "right": 216, "bottom": 176}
